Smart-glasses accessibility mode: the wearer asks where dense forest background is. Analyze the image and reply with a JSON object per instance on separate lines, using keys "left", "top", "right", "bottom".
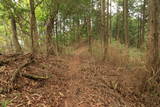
{"left": 0, "top": 0, "right": 159, "bottom": 107}
{"left": 0, "top": 0, "right": 148, "bottom": 53}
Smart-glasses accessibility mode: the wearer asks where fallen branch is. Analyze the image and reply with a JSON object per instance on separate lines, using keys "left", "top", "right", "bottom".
{"left": 22, "top": 73, "right": 49, "bottom": 80}
{"left": 11, "top": 59, "right": 34, "bottom": 83}
{"left": 106, "top": 74, "right": 120, "bottom": 76}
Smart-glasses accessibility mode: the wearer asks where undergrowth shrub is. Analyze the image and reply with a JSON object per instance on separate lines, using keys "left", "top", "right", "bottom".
{"left": 0, "top": 100, "right": 11, "bottom": 107}
{"left": 92, "top": 40, "right": 145, "bottom": 67}
{"left": 63, "top": 46, "right": 75, "bottom": 55}
{"left": 141, "top": 69, "right": 160, "bottom": 107}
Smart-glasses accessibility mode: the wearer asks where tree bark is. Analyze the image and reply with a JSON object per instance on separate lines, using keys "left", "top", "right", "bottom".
{"left": 147, "top": 0, "right": 160, "bottom": 73}
{"left": 77, "top": 19, "right": 80, "bottom": 42}
{"left": 87, "top": 0, "right": 93, "bottom": 54}
{"left": 140, "top": 0, "right": 146, "bottom": 48}
{"left": 29, "top": 0, "right": 39, "bottom": 54}
{"left": 46, "top": 16, "right": 56, "bottom": 55}
{"left": 137, "top": 14, "right": 141, "bottom": 48}
{"left": 87, "top": 17, "right": 92, "bottom": 54}
{"left": 55, "top": 15, "right": 59, "bottom": 52}
{"left": 109, "top": 0, "right": 112, "bottom": 43}
{"left": 11, "top": 15, "right": 22, "bottom": 53}
{"left": 101, "top": 0, "right": 109, "bottom": 60}
{"left": 124, "top": 0, "right": 129, "bottom": 47}
{"left": 115, "top": 4, "right": 120, "bottom": 41}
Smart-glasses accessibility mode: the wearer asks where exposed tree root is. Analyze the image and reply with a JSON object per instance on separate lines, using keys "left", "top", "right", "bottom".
{"left": 11, "top": 59, "right": 34, "bottom": 83}
{"left": 22, "top": 73, "right": 49, "bottom": 80}
{"left": 0, "top": 59, "right": 35, "bottom": 94}
{"left": 0, "top": 57, "right": 50, "bottom": 94}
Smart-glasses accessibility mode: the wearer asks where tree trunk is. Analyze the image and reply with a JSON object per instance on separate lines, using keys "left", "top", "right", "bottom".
{"left": 115, "top": 5, "right": 120, "bottom": 41}
{"left": 124, "top": 0, "right": 129, "bottom": 47}
{"left": 29, "top": 0, "right": 39, "bottom": 54}
{"left": 88, "top": 0, "right": 93, "bottom": 54}
{"left": 147, "top": 0, "right": 160, "bottom": 73}
{"left": 77, "top": 19, "right": 80, "bottom": 42}
{"left": 99, "top": 1, "right": 103, "bottom": 46}
{"left": 46, "top": 17, "right": 56, "bottom": 55}
{"left": 46, "top": 4, "right": 59, "bottom": 55}
{"left": 55, "top": 17, "right": 59, "bottom": 52}
{"left": 137, "top": 14, "right": 141, "bottom": 48}
{"left": 11, "top": 15, "right": 22, "bottom": 53}
{"left": 109, "top": 0, "right": 112, "bottom": 43}
{"left": 87, "top": 17, "right": 92, "bottom": 54}
{"left": 140, "top": 0, "right": 146, "bottom": 48}
{"left": 101, "top": 0, "right": 109, "bottom": 60}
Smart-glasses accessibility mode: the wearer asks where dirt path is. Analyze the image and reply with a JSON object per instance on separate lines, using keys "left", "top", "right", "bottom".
{"left": 65, "top": 56, "right": 80, "bottom": 107}
{"left": 65, "top": 46, "right": 88, "bottom": 107}
{"left": 64, "top": 45, "right": 146, "bottom": 107}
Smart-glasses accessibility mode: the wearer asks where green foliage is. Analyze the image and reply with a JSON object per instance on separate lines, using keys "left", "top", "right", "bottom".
{"left": 111, "top": 39, "right": 145, "bottom": 58}
{"left": 0, "top": 100, "right": 11, "bottom": 107}
{"left": 0, "top": 0, "right": 147, "bottom": 52}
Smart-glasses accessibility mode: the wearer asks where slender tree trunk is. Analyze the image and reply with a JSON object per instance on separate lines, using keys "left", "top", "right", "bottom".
{"left": 147, "top": 0, "right": 160, "bottom": 73}
{"left": 4, "top": 21, "right": 13, "bottom": 52}
{"left": 99, "top": 1, "right": 103, "bottom": 46}
{"left": 101, "top": 0, "right": 109, "bottom": 60}
{"left": 106, "top": 0, "right": 109, "bottom": 53}
{"left": 46, "top": 16, "right": 56, "bottom": 55}
{"left": 87, "top": 17, "right": 92, "bottom": 54}
{"left": 11, "top": 15, "right": 22, "bottom": 53}
{"left": 137, "top": 14, "right": 141, "bottom": 48}
{"left": 115, "top": 5, "right": 120, "bottom": 41}
{"left": 88, "top": 0, "right": 93, "bottom": 54}
{"left": 101, "top": 0, "right": 106, "bottom": 53}
{"left": 109, "top": 0, "right": 112, "bottom": 43}
{"left": 124, "top": 0, "right": 129, "bottom": 47}
{"left": 59, "top": 16, "right": 62, "bottom": 34}
{"left": 77, "top": 19, "right": 80, "bottom": 42}
{"left": 46, "top": 4, "right": 59, "bottom": 55}
{"left": 101, "top": 0, "right": 106, "bottom": 60}
{"left": 122, "top": 0, "right": 125, "bottom": 43}
{"left": 29, "top": 0, "right": 39, "bottom": 54}
{"left": 63, "top": 18, "right": 65, "bottom": 34}
{"left": 73, "top": 19, "right": 77, "bottom": 42}
{"left": 63, "top": 18, "right": 66, "bottom": 46}
{"left": 55, "top": 16, "right": 59, "bottom": 52}
{"left": 141, "top": 0, "right": 146, "bottom": 48}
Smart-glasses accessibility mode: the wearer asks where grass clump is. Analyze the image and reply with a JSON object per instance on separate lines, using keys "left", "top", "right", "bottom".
{"left": 0, "top": 100, "right": 11, "bottom": 107}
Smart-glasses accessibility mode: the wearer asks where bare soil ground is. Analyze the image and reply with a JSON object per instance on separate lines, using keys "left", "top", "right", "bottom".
{"left": 0, "top": 46, "right": 152, "bottom": 107}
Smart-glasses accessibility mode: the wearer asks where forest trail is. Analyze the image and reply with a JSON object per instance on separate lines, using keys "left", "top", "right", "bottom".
{"left": 0, "top": 46, "right": 147, "bottom": 107}
{"left": 65, "top": 46, "right": 88, "bottom": 107}
{"left": 64, "top": 45, "right": 145, "bottom": 107}
{"left": 0, "top": 0, "right": 159, "bottom": 106}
